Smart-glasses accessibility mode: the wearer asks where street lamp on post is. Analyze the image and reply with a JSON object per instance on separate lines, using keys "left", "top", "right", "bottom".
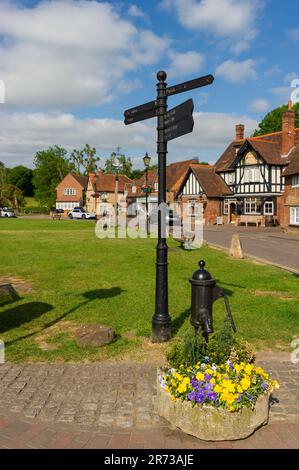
{"left": 143, "top": 152, "right": 151, "bottom": 236}
{"left": 112, "top": 153, "right": 122, "bottom": 230}
{"left": 93, "top": 173, "right": 98, "bottom": 221}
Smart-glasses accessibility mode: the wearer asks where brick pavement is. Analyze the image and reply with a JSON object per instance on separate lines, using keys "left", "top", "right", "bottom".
{"left": 0, "top": 357, "right": 298, "bottom": 449}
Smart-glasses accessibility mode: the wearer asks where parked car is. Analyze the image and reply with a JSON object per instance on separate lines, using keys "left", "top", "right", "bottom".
{"left": 0, "top": 208, "right": 17, "bottom": 218}
{"left": 68, "top": 207, "right": 96, "bottom": 220}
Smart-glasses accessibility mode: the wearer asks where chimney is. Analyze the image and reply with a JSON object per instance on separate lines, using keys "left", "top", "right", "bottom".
{"left": 235, "top": 124, "right": 245, "bottom": 141}
{"left": 282, "top": 101, "right": 295, "bottom": 156}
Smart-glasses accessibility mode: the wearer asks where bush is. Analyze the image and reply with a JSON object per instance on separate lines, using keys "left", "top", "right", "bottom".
{"left": 20, "top": 206, "right": 49, "bottom": 214}
{"left": 167, "top": 321, "right": 255, "bottom": 368}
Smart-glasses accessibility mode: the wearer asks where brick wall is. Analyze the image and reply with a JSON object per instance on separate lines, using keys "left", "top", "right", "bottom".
{"left": 282, "top": 176, "right": 299, "bottom": 231}
{"left": 56, "top": 174, "right": 84, "bottom": 206}
{"left": 180, "top": 195, "right": 221, "bottom": 225}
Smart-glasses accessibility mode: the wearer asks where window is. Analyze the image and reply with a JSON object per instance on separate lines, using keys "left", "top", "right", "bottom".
{"left": 223, "top": 200, "right": 229, "bottom": 215}
{"left": 245, "top": 198, "right": 262, "bottom": 214}
{"left": 264, "top": 201, "right": 274, "bottom": 215}
{"left": 64, "top": 188, "right": 76, "bottom": 196}
{"left": 244, "top": 167, "right": 260, "bottom": 183}
{"left": 228, "top": 173, "right": 235, "bottom": 185}
{"left": 154, "top": 183, "right": 158, "bottom": 191}
{"left": 292, "top": 175, "right": 299, "bottom": 187}
{"left": 290, "top": 207, "right": 299, "bottom": 225}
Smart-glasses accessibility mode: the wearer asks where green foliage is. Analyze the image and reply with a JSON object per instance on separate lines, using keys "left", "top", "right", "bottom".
{"left": 0, "top": 183, "right": 24, "bottom": 209}
{"left": 20, "top": 206, "right": 49, "bottom": 214}
{"left": 129, "top": 169, "right": 144, "bottom": 180}
{"left": 167, "top": 321, "right": 255, "bottom": 368}
{"left": 252, "top": 103, "right": 299, "bottom": 136}
{"left": 33, "top": 146, "right": 74, "bottom": 208}
{"left": 8, "top": 165, "right": 34, "bottom": 197}
{"left": 70, "top": 144, "right": 100, "bottom": 174}
{"left": 105, "top": 152, "right": 133, "bottom": 177}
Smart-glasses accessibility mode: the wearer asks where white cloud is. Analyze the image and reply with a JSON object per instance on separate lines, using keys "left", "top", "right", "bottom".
{"left": 167, "top": 50, "right": 205, "bottom": 78}
{"left": 160, "top": 0, "right": 260, "bottom": 53}
{"left": 288, "top": 29, "right": 299, "bottom": 42}
{"left": 216, "top": 59, "right": 257, "bottom": 82}
{"left": 0, "top": 110, "right": 257, "bottom": 167}
{"left": 270, "top": 73, "right": 299, "bottom": 103}
{"left": 250, "top": 99, "right": 270, "bottom": 113}
{"left": 128, "top": 4, "right": 150, "bottom": 23}
{"left": 0, "top": 1, "right": 169, "bottom": 108}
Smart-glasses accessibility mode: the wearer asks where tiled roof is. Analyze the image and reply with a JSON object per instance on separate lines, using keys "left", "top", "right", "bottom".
{"left": 180, "top": 165, "right": 232, "bottom": 197}
{"left": 215, "top": 129, "right": 299, "bottom": 171}
{"left": 93, "top": 173, "right": 133, "bottom": 192}
{"left": 166, "top": 159, "right": 198, "bottom": 193}
{"left": 71, "top": 174, "right": 89, "bottom": 189}
{"left": 282, "top": 148, "right": 299, "bottom": 176}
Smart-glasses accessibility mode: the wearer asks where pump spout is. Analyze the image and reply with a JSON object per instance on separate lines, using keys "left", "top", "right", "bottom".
{"left": 201, "top": 309, "right": 213, "bottom": 335}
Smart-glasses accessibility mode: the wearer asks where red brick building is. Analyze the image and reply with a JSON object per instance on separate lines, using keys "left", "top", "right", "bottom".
{"left": 56, "top": 173, "right": 88, "bottom": 212}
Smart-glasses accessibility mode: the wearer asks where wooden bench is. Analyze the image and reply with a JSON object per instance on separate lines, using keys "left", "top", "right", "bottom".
{"left": 237, "top": 215, "right": 265, "bottom": 227}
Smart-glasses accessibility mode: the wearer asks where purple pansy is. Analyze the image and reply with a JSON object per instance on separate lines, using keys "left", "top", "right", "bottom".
{"left": 188, "top": 391, "right": 196, "bottom": 402}
{"left": 204, "top": 374, "right": 212, "bottom": 381}
{"left": 261, "top": 382, "right": 267, "bottom": 391}
{"left": 207, "top": 391, "right": 217, "bottom": 401}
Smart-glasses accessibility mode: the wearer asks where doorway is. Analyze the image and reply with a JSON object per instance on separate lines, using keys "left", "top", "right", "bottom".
{"left": 230, "top": 203, "right": 237, "bottom": 224}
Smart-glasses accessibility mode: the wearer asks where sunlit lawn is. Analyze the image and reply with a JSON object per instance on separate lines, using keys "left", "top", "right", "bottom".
{"left": 0, "top": 218, "right": 298, "bottom": 362}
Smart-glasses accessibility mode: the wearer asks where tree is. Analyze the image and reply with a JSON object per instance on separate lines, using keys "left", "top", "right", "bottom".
{"left": 33, "top": 146, "right": 74, "bottom": 208}
{"left": 8, "top": 165, "right": 34, "bottom": 197}
{"left": 252, "top": 103, "right": 299, "bottom": 137}
{"left": 105, "top": 152, "right": 133, "bottom": 177}
{"left": 0, "top": 184, "right": 24, "bottom": 210}
{"left": 129, "top": 169, "right": 144, "bottom": 180}
{"left": 70, "top": 144, "right": 100, "bottom": 174}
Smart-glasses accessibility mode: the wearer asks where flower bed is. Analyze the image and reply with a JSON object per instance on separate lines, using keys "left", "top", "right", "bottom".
{"left": 158, "top": 358, "right": 279, "bottom": 441}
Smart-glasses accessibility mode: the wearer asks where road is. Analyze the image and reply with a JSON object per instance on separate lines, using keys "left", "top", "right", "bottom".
{"left": 203, "top": 225, "right": 299, "bottom": 275}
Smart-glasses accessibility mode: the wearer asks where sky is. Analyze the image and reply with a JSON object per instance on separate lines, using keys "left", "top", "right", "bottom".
{"left": 0, "top": 0, "right": 298, "bottom": 169}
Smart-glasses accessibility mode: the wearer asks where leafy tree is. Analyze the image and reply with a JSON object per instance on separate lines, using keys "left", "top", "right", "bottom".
{"left": 129, "top": 169, "right": 144, "bottom": 180}
{"left": 70, "top": 144, "right": 100, "bottom": 174}
{"left": 0, "top": 183, "right": 24, "bottom": 210}
{"left": 252, "top": 103, "right": 299, "bottom": 137}
{"left": 33, "top": 146, "right": 74, "bottom": 208}
{"left": 8, "top": 165, "right": 34, "bottom": 197}
{"left": 105, "top": 152, "right": 133, "bottom": 177}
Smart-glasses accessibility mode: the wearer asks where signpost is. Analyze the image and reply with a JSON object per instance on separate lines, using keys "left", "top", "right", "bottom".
{"left": 124, "top": 71, "right": 214, "bottom": 342}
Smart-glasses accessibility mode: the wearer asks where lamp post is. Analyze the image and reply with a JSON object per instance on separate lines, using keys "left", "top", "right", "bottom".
{"left": 93, "top": 173, "right": 98, "bottom": 221}
{"left": 112, "top": 153, "right": 122, "bottom": 231}
{"left": 143, "top": 152, "right": 151, "bottom": 236}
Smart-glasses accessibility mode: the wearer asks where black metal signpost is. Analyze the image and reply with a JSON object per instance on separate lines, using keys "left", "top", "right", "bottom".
{"left": 124, "top": 71, "right": 214, "bottom": 342}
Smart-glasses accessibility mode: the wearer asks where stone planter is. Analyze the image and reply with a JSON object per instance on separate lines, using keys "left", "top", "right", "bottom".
{"left": 157, "top": 372, "right": 270, "bottom": 441}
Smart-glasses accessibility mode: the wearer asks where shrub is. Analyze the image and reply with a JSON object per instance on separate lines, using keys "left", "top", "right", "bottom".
{"left": 167, "top": 320, "right": 255, "bottom": 368}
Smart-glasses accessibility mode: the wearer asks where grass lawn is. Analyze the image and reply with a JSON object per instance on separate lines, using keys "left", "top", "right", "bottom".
{"left": 0, "top": 218, "right": 298, "bottom": 362}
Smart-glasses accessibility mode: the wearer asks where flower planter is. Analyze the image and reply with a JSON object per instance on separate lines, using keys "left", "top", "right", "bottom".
{"left": 157, "top": 371, "right": 270, "bottom": 441}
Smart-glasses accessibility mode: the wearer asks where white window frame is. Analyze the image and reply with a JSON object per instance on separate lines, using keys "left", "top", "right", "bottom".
{"left": 244, "top": 198, "right": 262, "bottom": 215}
{"left": 223, "top": 199, "right": 229, "bottom": 215}
{"left": 244, "top": 167, "right": 260, "bottom": 183}
{"left": 228, "top": 173, "right": 235, "bottom": 185}
{"left": 154, "top": 182, "right": 158, "bottom": 191}
{"left": 64, "top": 188, "right": 77, "bottom": 196}
{"left": 264, "top": 201, "right": 274, "bottom": 216}
{"left": 290, "top": 207, "right": 299, "bottom": 225}
{"left": 292, "top": 175, "right": 299, "bottom": 188}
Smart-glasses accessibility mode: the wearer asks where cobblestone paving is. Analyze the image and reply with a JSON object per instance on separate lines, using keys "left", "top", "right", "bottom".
{"left": 0, "top": 358, "right": 298, "bottom": 448}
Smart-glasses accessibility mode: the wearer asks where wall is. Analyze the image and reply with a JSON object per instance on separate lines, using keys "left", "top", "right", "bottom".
{"left": 282, "top": 176, "right": 299, "bottom": 231}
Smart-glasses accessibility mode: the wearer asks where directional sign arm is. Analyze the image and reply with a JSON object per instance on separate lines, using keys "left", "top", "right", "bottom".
{"left": 165, "top": 115, "right": 194, "bottom": 142}
{"left": 166, "top": 74, "right": 214, "bottom": 97}
{"left": 124, "top": 100, "right": 157, "bottom": 118}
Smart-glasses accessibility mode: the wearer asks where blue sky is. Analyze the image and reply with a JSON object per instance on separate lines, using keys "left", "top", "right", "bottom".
{"left": 0, "top": 0, "right": 298, "bottom": 168}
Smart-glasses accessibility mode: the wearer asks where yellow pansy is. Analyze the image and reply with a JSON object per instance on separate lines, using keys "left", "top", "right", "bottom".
{"left": 205, "top": 368, "right": 213, "bottom": 375}
{"left": 245, "top": 364, "right": 253, "bottom": 375}
{"left": 183, "top": 377, "right": 190, "bottom": 385}
{"left": 237, "top": 385, "right": 244, "bottom": 394}
{"left": 177, "top": 383, "right": 187, "bottom": 394}
{"left": 234, "top": 364, "right": 241, "bottom": 373}
{"left": 240, "top": 377, "right": 250, "bottom": 391}
{"left": 226, "top": 394, "right": 235, "bottom": 405}
{"left": 210, "top": 378, "right": 216, "bottom": 386}
{"left": 196, "top": 372, "right": 205, "bottom": 381}
{"left": 214, "top": 384, "right": 222, "bottom": 393}
{"left": 171, "top": 396, "right": 176, "bottom": 402}
{"left": 272, "top": 380, "right": 279, "bottom": 390}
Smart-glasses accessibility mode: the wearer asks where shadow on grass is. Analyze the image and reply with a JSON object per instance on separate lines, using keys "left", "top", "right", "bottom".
{"left": 4, "top": 287, "right": 125, "bottom": 346}
{"left": 0, "top": 302, "right": 54, "bottom": 334}
{"left": 172, "top": 308, "right": 191, "bottom": 336}
{"left": 0, "top": 284, "right": 22, "bottom": 308}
